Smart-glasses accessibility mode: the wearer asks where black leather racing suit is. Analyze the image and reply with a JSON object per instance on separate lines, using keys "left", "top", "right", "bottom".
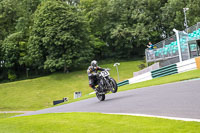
{"left": 87, "top": 66, "right": 105, "bottom": 90}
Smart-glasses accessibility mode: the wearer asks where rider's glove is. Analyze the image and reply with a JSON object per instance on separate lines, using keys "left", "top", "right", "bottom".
{"left": 106, "top": 68, "right": 111, "bottom": 71}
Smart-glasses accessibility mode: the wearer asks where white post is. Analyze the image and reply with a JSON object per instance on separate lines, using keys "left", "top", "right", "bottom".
{"left": 114, "top": 63, "right": 120, "bottom": 82}
{"left": 116, "top": 65, "right": 119, "bottom": 81}
{"left": 173, "top": 29, "right": 183, "bottom": 62}
{"left": 145, "top": 49, "right": 149, "bottom": 66}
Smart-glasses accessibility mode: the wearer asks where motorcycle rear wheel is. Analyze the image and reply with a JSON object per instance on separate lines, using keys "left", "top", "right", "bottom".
{"left": 96, "top": 92, "right": 105, "bottom": 101}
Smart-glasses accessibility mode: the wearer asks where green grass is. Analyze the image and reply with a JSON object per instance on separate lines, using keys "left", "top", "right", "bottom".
{"left": 0, "top": 60, "right": 143, "bottom": 111}
{"left": 0, "top": 63, "right": 200, "bottom": 132}
{"left": 1, "top": 58, "right": 200, "bottom": 111}
{"left": 0, "top": 113, "right": 199, "bottom": 133}
{"left": 0, "top": 113, "right": 21, "bottom": 119}
{"left": 119, "top": 69, "right": 200, "bottom": 91}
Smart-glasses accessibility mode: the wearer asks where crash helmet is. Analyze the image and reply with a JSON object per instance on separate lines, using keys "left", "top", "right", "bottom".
{"left": 91, "top": 60, "right": 97, "bottom": 67}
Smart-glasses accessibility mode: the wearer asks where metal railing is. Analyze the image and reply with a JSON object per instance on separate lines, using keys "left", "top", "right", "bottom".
{"left": 146, "top": 22, "right": 200, "bottom": 63}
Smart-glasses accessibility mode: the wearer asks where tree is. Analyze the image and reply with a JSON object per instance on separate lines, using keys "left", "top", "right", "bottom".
{"left": 104, "top": 0, "right": 167, "bottom": 58}
{"left": 28, "top": 0, "right": 93, "bottom": 72}
{"left": 2, "top": 32, "right": 26, "bottom": 68}
{"left": 0, "top": 0, "right": 41, "bottom": 80}
{"left": 1, "top": 32, "right": 27, "bottom": 80}
{"left": 66, "top": 0, "right": 80, "bottom": 5}
{"left": 0, "top": 40, "right": 3, "bottom": 68}
{"left": 161, "top": 0, "right": 187, "bottom": 37}
{"left": 185, "top": 0, "right": 200, "bottom": 27}
{"left": 0, "top": 0, "right": 19, "bottom": 40}
{"left": 161, "top": 0, "right": 200, "bottom": 37}
{"left": 80, "top": 0, "right": 109, "bottom": 59}
{"left": 80, "top": 0, "right": 168, "bottom": 58}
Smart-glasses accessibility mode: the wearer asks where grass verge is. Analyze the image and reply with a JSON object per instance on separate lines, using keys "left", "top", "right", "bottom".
{"left": 0, "top": 113, "right": 199, "bottom": 133}
{"left": 0, "top": 59, "right": 199, "bottom": 111}
{"left": 0, "top": 113, "right": 22, "bottom": 119}
{"left": 0, "top": 60, "right": 143, "bottom": 111}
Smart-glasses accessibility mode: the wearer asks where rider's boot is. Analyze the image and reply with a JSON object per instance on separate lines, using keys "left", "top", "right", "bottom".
{"left": 90, "top": 85, "right": 98, "bottom": 92}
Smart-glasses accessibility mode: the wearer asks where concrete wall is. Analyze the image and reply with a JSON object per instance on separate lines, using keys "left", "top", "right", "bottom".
{"left": 133, "top": 62, "right": 160, "bottom": 77}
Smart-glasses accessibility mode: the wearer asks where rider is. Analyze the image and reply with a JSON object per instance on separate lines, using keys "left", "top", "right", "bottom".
{"left": 87, "top": 60, "right": 105, "bottom": 91}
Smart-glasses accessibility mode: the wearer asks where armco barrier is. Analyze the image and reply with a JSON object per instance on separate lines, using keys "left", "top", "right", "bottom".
{"left": 151, "top": 64, "right": 178, "bottom": 78}
{"left": 118, "top": 56, "right": 199, "bottom": 87}
{"left": 133, "top": 62, "right": 160, "bottom": 77}
{"left": 117, "top": 80, "right": 129, "bottom": 87}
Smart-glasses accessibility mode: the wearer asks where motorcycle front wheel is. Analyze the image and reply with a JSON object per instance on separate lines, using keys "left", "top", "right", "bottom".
{"left": 96, "top": 92, "right": 105, "bottom": 101}
{"left": 109, "top": 78, "right": 118, "bottom": 93}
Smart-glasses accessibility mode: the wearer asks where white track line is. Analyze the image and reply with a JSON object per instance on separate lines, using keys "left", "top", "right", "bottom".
{"left": 89, "top": 92, "right": 95, "bottom": 95}
{"left": 104, "top": 113, "right": 200, "bottom": 122}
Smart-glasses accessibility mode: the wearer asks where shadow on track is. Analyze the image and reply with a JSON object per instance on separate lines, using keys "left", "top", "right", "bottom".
{"left": 94, "top": 93, "right": 136, "bottom": 103}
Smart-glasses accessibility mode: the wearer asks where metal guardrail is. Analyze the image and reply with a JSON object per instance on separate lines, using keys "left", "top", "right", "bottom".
{"left": 151, "top": 64, "right": 178, "bottom": 78}
{"left": 117, "top": 80, "right": 129, "bottom": 87}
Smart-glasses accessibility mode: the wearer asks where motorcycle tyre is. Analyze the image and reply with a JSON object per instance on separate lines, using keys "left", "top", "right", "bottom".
{"left": 96, "top": 92, "right": 105, "bottom": 101}
{"left": 109, "top": 78, "right": 118, "bottom": 93}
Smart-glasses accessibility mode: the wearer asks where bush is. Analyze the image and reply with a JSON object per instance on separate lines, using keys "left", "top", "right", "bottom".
{"left": 138, "top": 63, "right": 146, "bottom": 70}
{"left": 8, "top": 70, "right": 17, "bottom": 81}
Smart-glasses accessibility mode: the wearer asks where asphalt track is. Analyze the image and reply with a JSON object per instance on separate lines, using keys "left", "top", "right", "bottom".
{"left": 18, "top": 79, "right": 200, "bottom": 120}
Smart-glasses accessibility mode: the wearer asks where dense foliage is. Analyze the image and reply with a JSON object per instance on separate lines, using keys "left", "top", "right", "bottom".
{"left": 28, "top": 0, "right": 93, "bottom": 73}
{"left": 0, "top": 0, "right": 200, "bottom": 80}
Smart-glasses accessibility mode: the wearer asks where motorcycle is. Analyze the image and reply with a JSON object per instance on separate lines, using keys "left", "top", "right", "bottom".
{"left": 95, "top": 69, "right": 118, "bottom": 101}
